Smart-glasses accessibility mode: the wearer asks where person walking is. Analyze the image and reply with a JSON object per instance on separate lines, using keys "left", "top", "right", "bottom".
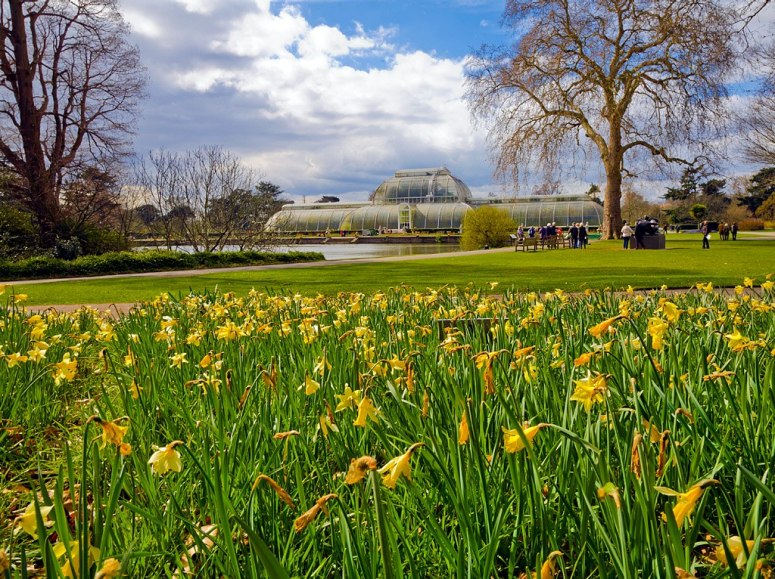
{"left": 621, "top": 221, "right": 634, "bottom": 249}
{"left": 731, "top": 223, "right": 738, "bottom": 241}
{"left": 570, "top": 223, "right": 579, "bottom": 249}
{"left": 579, "top": 223, "right": 588, "bottom": 249}
{"left": 701, "top": 221, "right": 710, "bottom": 249}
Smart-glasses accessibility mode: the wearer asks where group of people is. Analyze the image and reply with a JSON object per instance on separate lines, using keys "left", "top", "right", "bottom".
{"left": 515, "top": 222, "right": 589, "bottom": 248}
{"left": 620, "top": 217, "right": 660, "bottom": 249}
{"left": 717, "top": 222, "right": 738, "bottom": 241}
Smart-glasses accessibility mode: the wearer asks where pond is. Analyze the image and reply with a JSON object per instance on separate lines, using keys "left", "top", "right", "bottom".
{"left": 138, "top": 243, "right": 462, "bottom": 261}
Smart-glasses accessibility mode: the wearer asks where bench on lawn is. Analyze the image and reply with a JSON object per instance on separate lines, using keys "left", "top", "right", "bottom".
{"left": 517, "top": 237, "right": 538, "bottom": 252}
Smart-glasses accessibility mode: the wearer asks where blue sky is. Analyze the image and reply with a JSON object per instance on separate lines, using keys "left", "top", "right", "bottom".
{"left": 122, "top": 0, "right": 772, "bottom": 204}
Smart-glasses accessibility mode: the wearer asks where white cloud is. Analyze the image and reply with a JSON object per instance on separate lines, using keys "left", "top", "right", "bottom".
{"left": 135, "top": 1, "right": 489, "bottom": 198}
{"left": 124, "top": 9, "right": 162, "bottom": 38}
{"left": 172, "top": 0, "right": 214, "bottom": 14}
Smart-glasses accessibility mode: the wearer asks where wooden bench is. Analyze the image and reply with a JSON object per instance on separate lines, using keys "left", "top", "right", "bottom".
{"left": 517, "top": 237, "right": 539, "bottom": 252}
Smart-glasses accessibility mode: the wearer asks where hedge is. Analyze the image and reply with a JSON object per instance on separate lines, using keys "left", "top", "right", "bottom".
{"left": 0, "top": 250, "right": 325, "bottom": 281}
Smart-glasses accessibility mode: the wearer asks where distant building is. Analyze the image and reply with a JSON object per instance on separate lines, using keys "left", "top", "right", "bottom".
{"left": 266, "top": 167, "right": 603, "bottom": 233}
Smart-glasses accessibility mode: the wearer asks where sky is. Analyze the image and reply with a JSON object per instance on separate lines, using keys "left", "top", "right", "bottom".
{"left": 122, "top": 0, "right": 774, "bottom": 203}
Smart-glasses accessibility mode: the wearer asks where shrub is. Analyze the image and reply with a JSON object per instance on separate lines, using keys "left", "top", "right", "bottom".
{"left": 0, "top": 204, "right": 40, "bottom": 259}
{"left": 461, "top": 206, "right": 516, "bottom": 250}
{"left": 0, "top": 250, "right": 324, "bottom": 281}
{"left": 737, "top": 218, "right": 764, "bottom": 231}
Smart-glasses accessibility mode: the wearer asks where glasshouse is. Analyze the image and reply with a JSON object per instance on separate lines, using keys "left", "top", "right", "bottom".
{"left": 266, "top": 168, "right": 603, "bottom": 233}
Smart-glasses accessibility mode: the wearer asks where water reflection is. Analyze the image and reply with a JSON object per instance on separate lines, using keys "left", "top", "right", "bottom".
{"left": 140, "top": 243, "right": 461, "bottom": 261}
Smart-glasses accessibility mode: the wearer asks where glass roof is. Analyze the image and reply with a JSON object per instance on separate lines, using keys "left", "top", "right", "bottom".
{"left": 370, "top": 168, "right": 472, "bottom": 205}
{"left": 473, "top": 196, "right": 603, "bottom": 228}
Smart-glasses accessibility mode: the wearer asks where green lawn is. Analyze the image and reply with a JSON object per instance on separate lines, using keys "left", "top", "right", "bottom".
{"left": 6, "top": 237, "right": 775, "bottom": 305}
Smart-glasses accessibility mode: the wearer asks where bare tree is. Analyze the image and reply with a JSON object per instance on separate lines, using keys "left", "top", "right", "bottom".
{"left": 466, "top": 0, "right": 742, "bottom": 238}
{"left": 133, "top": 147, "right": 287, "bottom": 252}
{"left": 0, "top": 0, "right": 145, "bottom": 246}
{"left": 740, "top": 41, "right": 775, "bottom": 165}
{"left": 132, "top": 149, "right": 185, "bottom": 250}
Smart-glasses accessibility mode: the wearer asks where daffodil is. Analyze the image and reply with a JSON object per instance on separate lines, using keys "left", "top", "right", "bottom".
{"left": 294, "top": 493, "right": 337, "bottom": 533}
{"left": 148, "top": 441, "right": 184, "bottom": 475}
{"left": 313, "top": 351, "right": 331, "bottom": 375}
{"left": 334, "top": 385, "right": 361, "bottom": 411}
{"left": 0, "top": 548, "right": 9, "bottom": 574}
{"left": 303, "top": 373, "right": 320, "bottom": 395}
{"left": 570, "top": 372, "right": 608, "bottom": 411}
{"left": 458, "top": 411, "right": 469, "bottom": 445}
{"left": 474, "top": 349, "right": 507, "bottom": 395}
{"left": 52, "top": 540, "right": 100, "bottom": 578}
{"left": 95, "top": 558, "right": 121, "bottom": 579}
{"left": 345, "top": 456, "right": 378, "bottom": 484}
{"left": 252, "top": 474, "right": 295, "bottom": 509}
{"left": 588, "top": 315, "right": 623, "bottom": 338}
{"left": 92, "top": 416, "right": 131, "bottom": 455}
{"left": 647, "top": 317, "right": 668, "bottom": 350}
{"left": 658, "top": 300, "right": 681, "bottom": 323}
{"left": 5, "top": 352, "right": 28, "bottom": 367}
{"left": 655, "top": 479, "right": 718, "bottom": 526}
{"left": 379, "top": 443, "right": 424, "bottom": 489}
{"left": 14, "top": 502, "right": 54, "bottom": 538}
{"left": 53, "top": 353, "right": 78, "bottom": 384}
{"left": 503, "top": 422, "right": 548, "bottom": 453}
{"left": 353, "top": 396, "right": 379, "bottom": 427}
{"left": 169, "top": 352, "right": 188, "bottom": 368}
{"left": 724, "top": 328, "right": 748, "bottom": 352}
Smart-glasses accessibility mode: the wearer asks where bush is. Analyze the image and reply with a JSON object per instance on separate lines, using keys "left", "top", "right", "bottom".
{"left": 461, "top": 206, "right": 516, "bottom": 250}
{"left": 0, "top": 204, "right": 40, "bottom": 259}
{"left": 737, "top": 218, "right": 764, "bottom": 231}
{"left": 54, "top": 236, "right": 83, "bottom": 260}
{"left": 0, "top": 250, "right": 324, "bottom": 281}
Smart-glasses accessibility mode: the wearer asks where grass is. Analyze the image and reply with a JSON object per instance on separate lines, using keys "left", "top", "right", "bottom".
{"left": 6, "top": 237, "right": 774, "bottom": 306}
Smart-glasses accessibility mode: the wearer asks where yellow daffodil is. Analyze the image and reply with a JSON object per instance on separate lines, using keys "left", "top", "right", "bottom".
{"left": 474, "top": 349, "right": 507, "bottom": 395}
{"left": 148, "top": 441, "right": 184, "bottom": 475}
{"left": 724, "top": 328, "right": 748, "bottom": 352}
{"left": 570, "top": 372, "right": 608, "bottom": 411}
{"left": 303, "top": 373, "right": 320, "bottom": 395}
{"left": 335, "top": 385, "right": 362, "bottom": 412}
{"left": 458, "top": 411, "right": 469, "bottom": 445}
{"left": 659, "top": 301, "right": 681, "bottom": 323}
{"left": 53, "top": 540, "right": 100, "bottom": 578}
{"left": 647, "top": 317, "right": 668, "bottom": 350}
{"left": 588, "top": 315, "right": 624, "bottom": 338}
{"left": 5, "top": 352, "right": 28, "bottom": 367}
{"left": 91, "top": 416, "right": 131, "bottom": 455}
{"left": 503, "top": 422, "right": 549, "bottom": 453}
{"left": 313, "top": 351, "right": 331, "bottom": 375}
{"left": 345, "top": 456, "right": 378, "bottom": 484}
{"left": 53, "top": 353, "right": 78, "bottom": 384}
{"left": 540, "top": 550, "right": 563, "bottom": 579}
{"left": 655, "top": 479, "right": 718, "bottom": 526}
{"left": 353, "top": 396, "right": 379, "bottom": 427}
{"left": 95, "top": 558, "right": 121, "bottom": 579}
{"left": 573, "top": 351, "right": 596, "bottom": 367}
{"left": 14, "top": 502, "right": 54, "bottom": 538}
{"left": 169, "top": 352, "right": 188, "bottom": 368}
{"left": 379, "top": 443, "right": 424, "bottom": 489}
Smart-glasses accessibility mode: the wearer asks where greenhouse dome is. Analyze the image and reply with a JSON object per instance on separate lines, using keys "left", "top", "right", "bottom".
{"left": 370, "top": 168, "right": 472, "bottom": 204}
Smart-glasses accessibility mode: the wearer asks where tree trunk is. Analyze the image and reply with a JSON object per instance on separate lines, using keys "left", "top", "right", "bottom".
{"left": 9, "top": 0, "right": 60, "bottom": 247}
{"left": 601, "top": 121, "right": 623, "bottom": 240}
